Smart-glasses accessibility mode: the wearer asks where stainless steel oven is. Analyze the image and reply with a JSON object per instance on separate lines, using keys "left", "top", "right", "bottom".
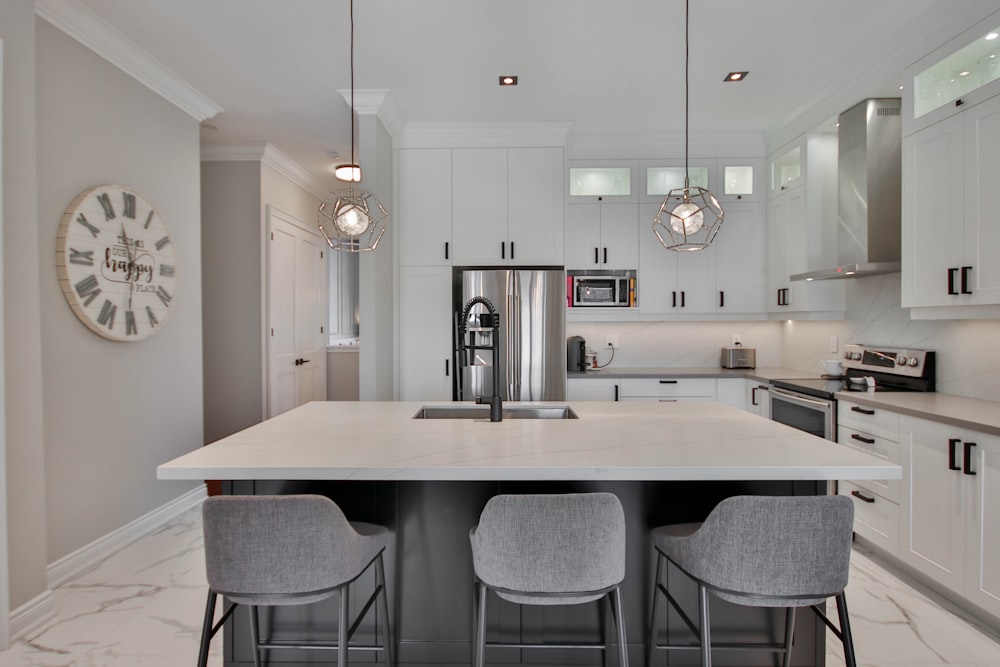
{"left": 769, "top": 386, "right": 837, "bottom": 441}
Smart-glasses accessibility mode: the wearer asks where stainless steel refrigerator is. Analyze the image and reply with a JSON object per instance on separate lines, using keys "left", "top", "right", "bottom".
{"left": 453, "top": 268, "right": 565, "bottom": 402}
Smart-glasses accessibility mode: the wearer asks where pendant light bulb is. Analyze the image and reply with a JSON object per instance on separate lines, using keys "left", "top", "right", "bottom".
{"left": 333, "top": 201, "right": 371, "bottom": 236}
{"left": 670, "top": 200, "right": 705, "bottom": 235}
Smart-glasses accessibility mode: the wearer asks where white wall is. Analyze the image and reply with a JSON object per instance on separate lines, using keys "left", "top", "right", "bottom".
{"left": 35, "top": 21, "right": 203, "bottom": 563}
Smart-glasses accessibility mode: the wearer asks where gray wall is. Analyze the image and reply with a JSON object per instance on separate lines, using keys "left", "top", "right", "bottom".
{"left": 1, "top": 1, "right": 48, "bottom": 611}
{"left": 34, "top": 20, "right": 203, "bottom": 565}
{"left": 201, "top": 161, "right": 263, "bottom": 443}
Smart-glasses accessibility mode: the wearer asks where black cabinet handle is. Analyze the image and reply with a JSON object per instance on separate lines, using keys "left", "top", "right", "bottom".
{"left": 681, "top": 291, "right": 686, "bottom": 308}
{"left": 751, "top": 386, "right": 758, "bottom": 406}
{"left": 658, "top": 380, "right": 678, "bottom": 384}
{"left": 961, "top": 266, "right": 972, "bottom": 294}
{"left": 956, "top": 98, "right": 965, "bottom": 107}
{"left": 949, "top": 438, "right": 962, "bottom": 471}
{"left": 603, "top": 247, "right": 608, "bottom": 264}
{"left": 777, "top": 289, "right": 783, "bottom": 306}
{"left": 510, "top": 242, "right": 515, "bottom": 260}
{"left": 851, "top": 434, "right": 876, "bottom": 445}
{"left": 672, "top": 291, "right": 677, "bottom": 308}
{"left": 851, "top": 490, "right": 876, "bottom": 504}
{"left": 964, "top": 441, "right": 977, "bottom": 475}
{"left": 613, "top": 384, "right": 619, "bottom": 402}
{"left": 594, "top": 247, "right": 599, "bottom": 264}
{"left": 719, "top": 291, "right": 724, "bottom": 308}
{"left": 445, "top": 241, "right": 449, "bottom": 260}
{"left": 851, "top": 406, "right": 876, "bottom": 415}
{"left": 445, "top": 359, "right": 450, "bottom": 376}
{"left": 776, "top": 288, "right": 790, "bottom": 306}
{"left": 501, "top": 242, "right": 505, "bottom": 259}
{"left": 948, "top": 268, "right": 959, "bottom": 295}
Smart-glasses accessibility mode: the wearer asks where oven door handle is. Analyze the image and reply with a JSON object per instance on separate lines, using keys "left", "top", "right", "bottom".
{"left": 769, "top": 386, "right": 834, "bottom": 412}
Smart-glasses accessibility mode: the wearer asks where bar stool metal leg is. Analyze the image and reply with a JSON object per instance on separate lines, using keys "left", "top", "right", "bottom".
{"left": 782, "top": 607, "right": 797, "bottom": 667}
{"left": 646, "top": 551, "right": 664, "bottom": 667}
{"left": 247, "top": 605, "right": 262, "bottom": 667}
{"left": 375, "top": 554, "right": 395, "bottom": 666}
{"left": 698, "top": 583, "right": 712, "bottom": 667}
{"left": 475, "top": 581, "right": 487, "bottom": 667}
{"left": 836, "top": 593, "right": 858, "bottom": 667}
{"left": 610, "top": 586, "right": 628, "bottom": 667}
{"left": 197, "top": 591, "right": 217, "bottom": 667}
{"left": 338, "top": 587, "right": 349, "bottom": 667}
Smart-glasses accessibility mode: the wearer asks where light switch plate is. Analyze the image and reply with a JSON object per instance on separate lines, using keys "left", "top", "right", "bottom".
{"left": 829, "top": 335, "right": 838, "bottom": 353}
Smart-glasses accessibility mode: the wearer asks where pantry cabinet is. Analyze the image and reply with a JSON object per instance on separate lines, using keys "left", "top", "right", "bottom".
{"left": 451, "top": 147, "right": 564, "bottom": 266}
{"left": 902, "top": 93, "right": 1000, "bottom": 311}
{"left": 899, "top": 415, "right": 1000, "bottom": 619}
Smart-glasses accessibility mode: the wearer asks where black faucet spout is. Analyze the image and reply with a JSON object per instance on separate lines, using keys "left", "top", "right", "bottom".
{"left": 460, "top": 297, "right": 503, "bottom": 422}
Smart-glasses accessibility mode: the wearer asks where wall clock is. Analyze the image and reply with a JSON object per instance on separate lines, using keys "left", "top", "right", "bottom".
{"left": 56, "top": 185, "right": 176, "bottom": 341}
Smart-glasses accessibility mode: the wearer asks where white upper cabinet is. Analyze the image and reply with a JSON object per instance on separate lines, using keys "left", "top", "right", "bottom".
{"left": 768, "top": 141, "right": 804, "bottom": 196}
{"left": 715, "top": 202, "right": 765, "bottom": 314}
{"left": 565, "top": 202, "right": 638, "bottom": 271}
{"left": 398, "top": 149, "right": 452, "bottom": 266}
{"left": 451, "top": 147, "right": 564, "bottom": 266}
{"left": 639, "top": 202, "right": 718, "bottom": 315}
{"left": 902, "top": 92, "right": 1000, "bottom": 313}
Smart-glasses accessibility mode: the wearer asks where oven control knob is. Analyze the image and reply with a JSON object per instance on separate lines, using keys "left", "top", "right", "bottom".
{"left": 852, "top": 352, "right": 863, "bottom": 361}
{"left": 843, "top": 351, "right": 852, "bottom": 359}
{"left": 908, "top": 357, "right": 919, "bottom": 367}
{"left": 897, "top": 355, "right": 907, "bottom": 366}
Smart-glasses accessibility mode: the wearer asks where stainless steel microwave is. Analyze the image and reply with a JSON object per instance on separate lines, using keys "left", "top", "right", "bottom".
{"left": 571, "top": 274, "right": 634, "bottom": 307}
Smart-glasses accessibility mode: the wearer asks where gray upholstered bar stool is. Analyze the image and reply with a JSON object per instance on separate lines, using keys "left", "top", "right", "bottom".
{"left": 197, "top": 494, "right": 393, "bottom": 667}
{"left": 646, "top": 495, "right": 857, "bottom": 667}
{"left": 469, "top": 492, "right": 629, "bottom": 667}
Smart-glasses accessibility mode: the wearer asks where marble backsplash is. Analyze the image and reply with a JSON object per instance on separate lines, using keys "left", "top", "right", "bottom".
{"left": 567, "top": 274, "right": 1000, "bottom": 402}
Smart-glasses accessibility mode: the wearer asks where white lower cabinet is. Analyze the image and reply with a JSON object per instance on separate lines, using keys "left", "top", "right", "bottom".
{"left": 398, "top": 267, "right": 453, "bottom": 400}
{"left": 899, "top": 415, "right": 1000, "bottom": 619}
{"left": 566, "top": 377, "right": 620, "bottom": 401}
{"left": 619, "top": 377, "right": 716, "bottom": 402}
{"left": 716, "top": 378, "right": 747, "bottom": 410}
{"left": 745, "top": 381, "right": 770, "bottom": 417}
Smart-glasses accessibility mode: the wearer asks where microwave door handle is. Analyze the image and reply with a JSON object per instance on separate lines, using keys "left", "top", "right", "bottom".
{"left": 769, "top": 386, "right": 833, "bottom": 413}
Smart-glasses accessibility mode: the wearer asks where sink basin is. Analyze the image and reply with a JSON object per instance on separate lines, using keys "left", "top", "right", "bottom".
{"left": 413, "top": 404, "right": 578, "bottom": 420}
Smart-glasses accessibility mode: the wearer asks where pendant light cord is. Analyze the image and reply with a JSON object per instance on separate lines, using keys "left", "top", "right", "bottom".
{"left": 349, "top": 0, "right": 356, "bottom": 183}
{"left": 683, "top": 0, "right": 690, "bottom": 186}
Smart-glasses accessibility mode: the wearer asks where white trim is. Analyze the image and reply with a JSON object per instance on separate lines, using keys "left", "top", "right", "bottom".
{"left": 396, "top": 121, "right": 573, "bottom": 149}
{"left": 337, "top": 89, "right": 405, "bottom": 138}
{"left": 201, "top": 142, "right": 328, "bottom": 201}
{"left": 8, "top": 591, "right": 55, "bottom": 643}
{"left": 46, "top": 485, "right": 206, "bottom": 589}
{"left": 34, "top": 0, "right": 222, "bottom": 122}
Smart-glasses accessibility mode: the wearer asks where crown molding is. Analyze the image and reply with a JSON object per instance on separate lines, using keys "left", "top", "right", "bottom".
{"left": 566, "top": 132, "right": 765, "bottom": 160}
{"left": 201, "top": 143, "right": 326, "bottom": 200}
{"left": 396, "top": 122, "right": 573, "bottom": 149}
{"left": 337, "top": 88, "right": 405, "bottom": 138}
{"left": 35, "top": 0, "right": 222, "bottom": 122}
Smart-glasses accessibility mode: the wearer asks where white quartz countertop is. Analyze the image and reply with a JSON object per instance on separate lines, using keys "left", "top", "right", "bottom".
{"left": 157, "top": 401, "right": 899, "bottom": 482}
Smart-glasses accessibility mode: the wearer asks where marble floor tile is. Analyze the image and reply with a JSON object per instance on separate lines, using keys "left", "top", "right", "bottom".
{"left": 2, "top": 506, "right": 998, "bottom": 667}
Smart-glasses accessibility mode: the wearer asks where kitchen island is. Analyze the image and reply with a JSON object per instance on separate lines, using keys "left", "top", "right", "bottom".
{"left": 159, "top": 400, "right": 899, "bottom": 667}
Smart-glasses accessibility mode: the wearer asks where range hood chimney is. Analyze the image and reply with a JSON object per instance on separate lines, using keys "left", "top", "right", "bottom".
{"left": 791, "top": 98, "right": 901, "bottom": 281}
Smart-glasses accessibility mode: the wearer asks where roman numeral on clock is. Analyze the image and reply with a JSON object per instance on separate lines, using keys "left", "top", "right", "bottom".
{"left": 76, "top": 213, "right": 100, "bottom": 238}
{"left": 69, "top": 248, "right": 94, "bottom": 266}
{"left": 146, "top": 306, "right": 159, "bottom": 328}
{"left": 156, "top": 286, "right": 172, "bottom": 306}
{"left": 125, "top": 310, "right": 138, "bottom": 336}
{"left": 97, "top": 299, "right": 117, "bottom": 330}
{"left": 97, "top": 193, "right": 116, "bottom": 220}
{"left": 144, "top": 210, "right": 155, "bottom": 230}
{"left": 159, "top": 264, "right": 175, "bottom": 277}
{"left": 123, "top": 192, "right": 136, "bottom": 219}
{"left": 74, "top": 274, "right": 102, "bottom": 306}
{"left": 155, "top": 236, "right": 170, "bottom": 251}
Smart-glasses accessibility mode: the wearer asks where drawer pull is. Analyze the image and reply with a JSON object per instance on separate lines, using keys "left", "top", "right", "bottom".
{"left": 964, "top": 441, "right": 977, "bottom": 476}
{"left": 658, "top": 380, "right": 678, "bottom": 384}
{"left": 851, "top": 434, "right": 876, "bottom": 445}
{"left": 851, "top": 406, "right": 876, "bottom": 415}
{"left": 851, "top": 490, "right": 876, "bottom": 504}
{"left": 658, "top": 399, "right": 678, "bottom": 403}
{"left": 949, "top": 438, "right": 962, "bottom": 471}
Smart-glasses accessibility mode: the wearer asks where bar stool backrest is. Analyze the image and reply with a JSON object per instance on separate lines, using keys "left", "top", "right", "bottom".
{"left": 470, "top": 492, "right": 626, "bottom": 596}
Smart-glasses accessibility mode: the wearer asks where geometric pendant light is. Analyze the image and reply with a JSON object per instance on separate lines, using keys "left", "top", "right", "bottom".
{"left": 318, "top": 0, "right": 389, "bottom": 253}
{"left": 652, "top": 0, "right": 724, "bottom": 252}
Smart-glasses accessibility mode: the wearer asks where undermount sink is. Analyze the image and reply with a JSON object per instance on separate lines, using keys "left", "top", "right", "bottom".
{"left": 412, "top": 404, "right": 579, "bottom": 420}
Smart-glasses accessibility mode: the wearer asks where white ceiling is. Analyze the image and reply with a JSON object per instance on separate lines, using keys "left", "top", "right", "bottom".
{"left": 70, "top": 0, "right": 1000, "bottom": 187}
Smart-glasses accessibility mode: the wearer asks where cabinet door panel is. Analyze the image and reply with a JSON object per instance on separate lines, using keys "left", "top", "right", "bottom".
{"left": 638, "top": 204, "right": 680, "bottom": 313}
{"left": 966, "top": 433, "right": 1000, "bottom": 618}
{"left": 507, "top": 147, "right": 564, "bottom": 265}
{"left": 964, "top": 96, "right": 1000, "bottom": 305}
{"left": 715, "top": 203, "right": 764, "bottom": 313}
{"left": 902, "top": 116, "right": 966, "bottom": 307}
{"left": 398, "top": 149, "right": 452, "bottom": 266}
{"left": 399, "top": 267, "right": 453, "bottom": 400}
{"left": 600, "top": 204, "right": 639, "bottom": 270}
{"left": 900, "top": 417, "right": 966, "bottom": 592}
{"left": 565, "top": 204, "right": 602, "bottom": 269}
{"left": 452, "top": 149, "right": 508, "bottom": 265}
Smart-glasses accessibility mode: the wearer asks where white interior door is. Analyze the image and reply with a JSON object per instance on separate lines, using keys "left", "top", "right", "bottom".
{"left": 267, "top": 207, "right": 327, "bottom": 417}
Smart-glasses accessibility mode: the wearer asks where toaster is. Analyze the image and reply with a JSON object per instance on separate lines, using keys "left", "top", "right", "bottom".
{"left": 721, "top": 346, "right": 756, "bottom": 369}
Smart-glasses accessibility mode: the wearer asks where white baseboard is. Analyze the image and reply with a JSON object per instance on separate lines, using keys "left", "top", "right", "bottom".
{"left": 8, "top": 590, "right": 55, "bottom": 643}
{"left": 47, "top": 485, "right": 207, "bottom": 589}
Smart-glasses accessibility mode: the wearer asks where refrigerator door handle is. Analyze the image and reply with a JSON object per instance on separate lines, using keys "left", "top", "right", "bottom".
{"left": 508, "top": 272, "right": 520, "bottom": 400}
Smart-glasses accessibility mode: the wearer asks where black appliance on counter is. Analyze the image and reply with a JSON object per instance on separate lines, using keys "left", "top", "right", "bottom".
{"left": 567, "top": 336, "right": 587, "bottom": 372}
{"left": 768, "top": 343, "right": 935, "bottom": 441}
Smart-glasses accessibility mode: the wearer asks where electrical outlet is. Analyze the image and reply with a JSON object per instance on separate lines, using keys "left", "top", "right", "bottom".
{"left": 829, "top": 335, "right": 838, "bottom": 353}
{"left": 731, "top": 334, "right": 742, "bottom": 346}
{"left": 605, "top": 334, "right": 619, "bottom": 349}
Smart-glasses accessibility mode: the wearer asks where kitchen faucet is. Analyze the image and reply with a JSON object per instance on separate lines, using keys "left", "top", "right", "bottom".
{"left": 458, "top": 296, "right": 502, "bottom": 422}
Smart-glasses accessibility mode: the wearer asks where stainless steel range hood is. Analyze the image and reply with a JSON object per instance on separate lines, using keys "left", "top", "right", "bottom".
{"left": 791, "top": 98, "right": 901, "bottom": 281}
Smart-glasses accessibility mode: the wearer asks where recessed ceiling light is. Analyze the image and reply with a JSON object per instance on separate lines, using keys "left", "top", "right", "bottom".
{"left": 499, "top": 75, "right": 518, "bottom": 86}
{"left": 723, "top": 71, "right": 749, "bottom": 82}
{"left": 960, "top": 70, "right": 972, "bottom": 77}
{"left": 986, "top": 32, "right": 998, "bottom": 40}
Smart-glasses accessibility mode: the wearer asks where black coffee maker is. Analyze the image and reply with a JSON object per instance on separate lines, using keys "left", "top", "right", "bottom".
{"left": 567, "top": 336, "right": 587, "bottom": 372}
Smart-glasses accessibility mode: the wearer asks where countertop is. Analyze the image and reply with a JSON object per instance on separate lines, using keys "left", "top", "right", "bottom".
{"left": 157, "top": 400, "right": 899, "bottom": 482}
{"left": 570, "top": 366, "right": 1000, "bottom": 436}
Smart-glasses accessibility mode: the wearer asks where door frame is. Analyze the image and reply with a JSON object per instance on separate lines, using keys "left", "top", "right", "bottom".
{"left": 263, "top": 205, "right": 328, "bottom": 417}
{"left": 1, "top": 39, "right": 11, "bottom": 649}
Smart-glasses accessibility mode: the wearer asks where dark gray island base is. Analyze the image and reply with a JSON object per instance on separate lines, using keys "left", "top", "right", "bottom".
{"left": 218, "top": 478, "right": 831, "bottom": 667}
